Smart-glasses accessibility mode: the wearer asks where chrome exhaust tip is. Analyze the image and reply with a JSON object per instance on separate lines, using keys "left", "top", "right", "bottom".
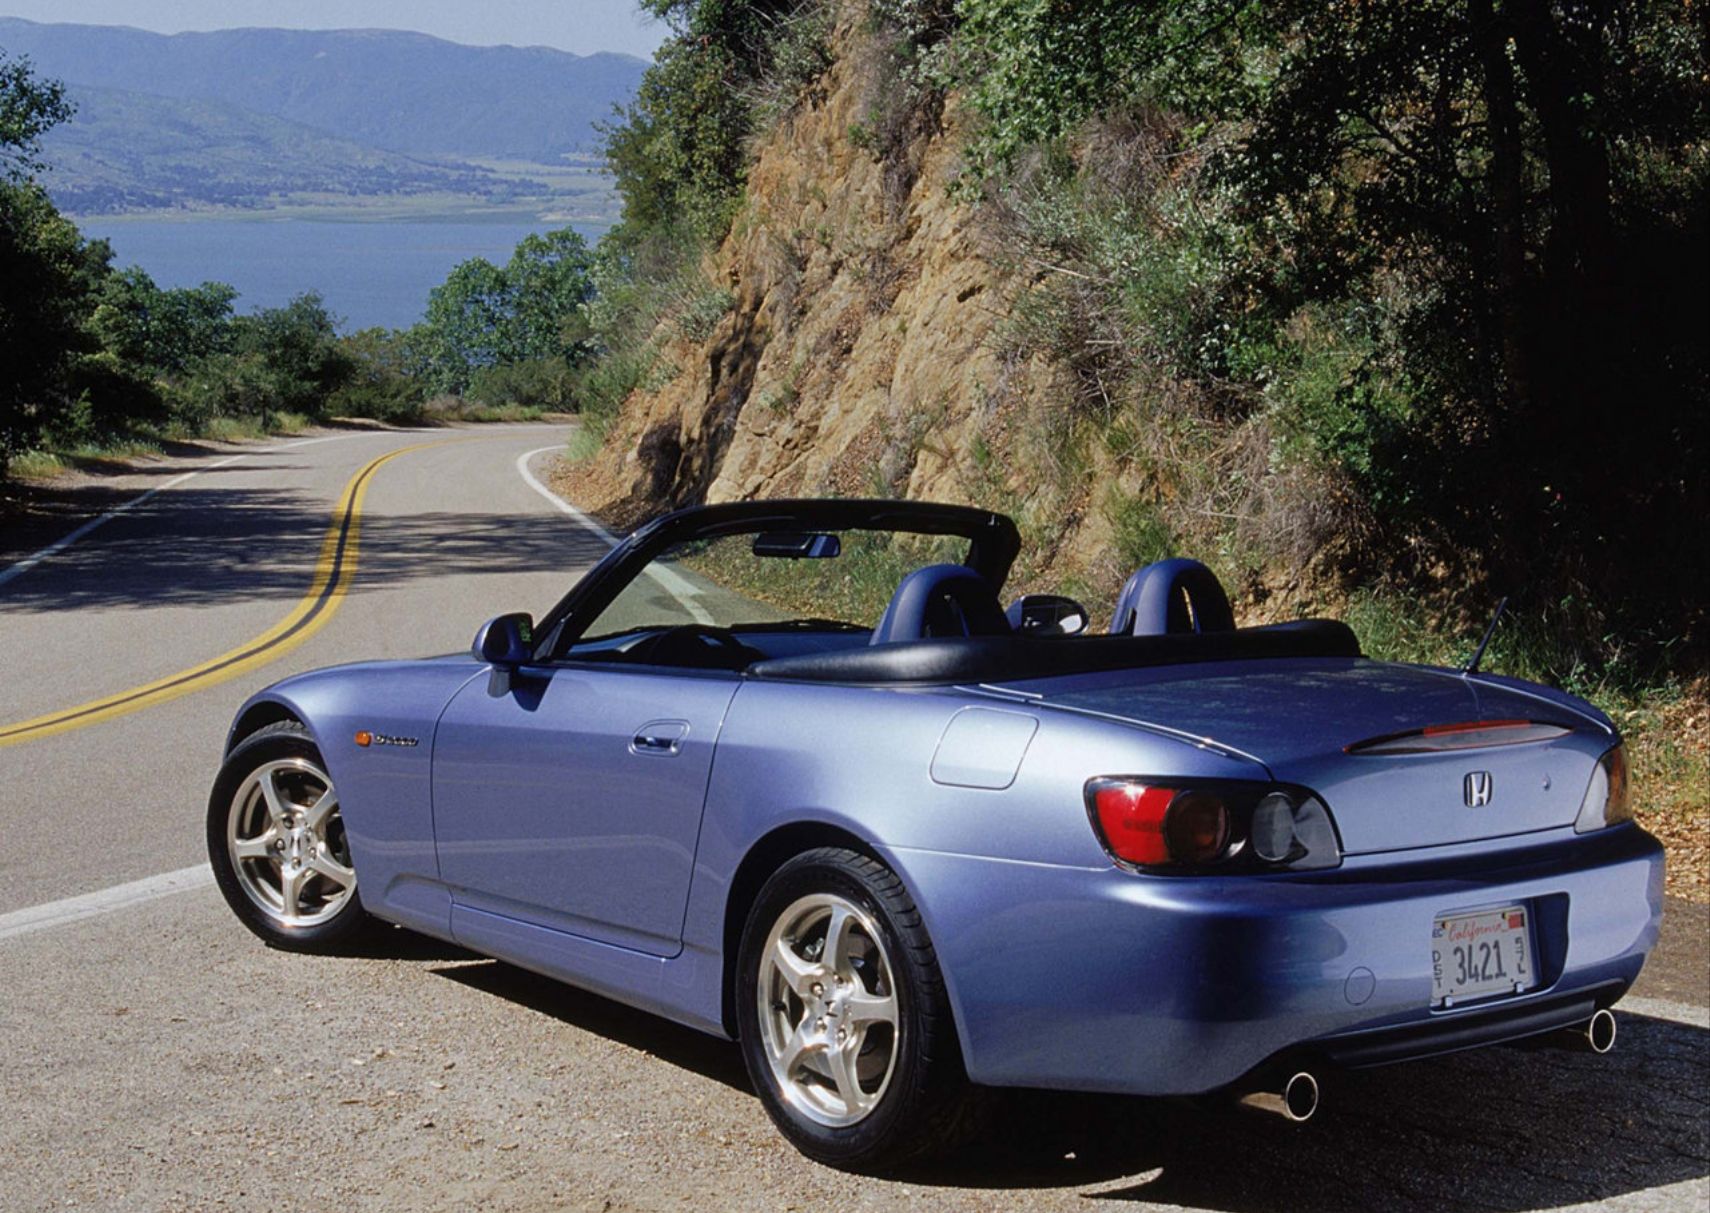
{"left": 1546, "top": 1007, "right": 1618, "bottom": 1053}
{"left": 1282, "top": 1070, "right": 1320, "bottom": 1122}
{"left": 1585, "top": 1008, "right": 1617, "bottom": 1054}
{"left": 1239, "top": 1070, "right": 1320, "bottom": 1122}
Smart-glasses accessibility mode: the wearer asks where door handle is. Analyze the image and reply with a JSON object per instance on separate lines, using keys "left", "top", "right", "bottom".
{"left": 630, "top": 719, "right": 689, "bottom": 756}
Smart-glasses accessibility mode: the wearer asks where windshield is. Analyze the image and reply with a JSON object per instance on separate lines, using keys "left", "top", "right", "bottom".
{"left": 577, "top": 527, "right": 971, "bottom": 644}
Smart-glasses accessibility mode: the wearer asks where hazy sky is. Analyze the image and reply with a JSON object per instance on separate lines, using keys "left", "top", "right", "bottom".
{"left": 0, "top": 1, "right": 669, "bottom": 59}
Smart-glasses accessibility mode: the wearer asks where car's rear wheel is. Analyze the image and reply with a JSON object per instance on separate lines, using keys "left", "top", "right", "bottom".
{"left": 736, "top": 847, "right": 976, "bottom": 1171}
{"left": 207, "top": 721, "right": 368, "bottom": 951}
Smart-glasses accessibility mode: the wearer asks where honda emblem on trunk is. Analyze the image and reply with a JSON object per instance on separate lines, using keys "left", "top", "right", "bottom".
{"left": 1463, "top": 771, "right": 1494, "bottom": 807}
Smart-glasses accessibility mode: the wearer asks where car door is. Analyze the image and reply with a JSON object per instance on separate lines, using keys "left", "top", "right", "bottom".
{"left": 430, "top": 660, "right": 740, "bottom": 957}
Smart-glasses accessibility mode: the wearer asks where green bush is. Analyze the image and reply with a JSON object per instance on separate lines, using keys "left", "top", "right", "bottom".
{"left": 89, "top": 268, "right": 236, "bottom": 376}
{"left": 744, "top": 2, "right": 835, "bottom": 128}
{"left": 959, "top": 0, "right": 1709, "bottom": 678}
{"left": 416, "top": 228, "right": 595, "bottom": 396}
{"left": 62, "top": 350, "right": 167, "bottom": 435}
{"left": 468, "top": 357, "right": 576, "bottom": 412}
{"left": 329, "top": 327, "right": 428, "bottom": 423}
{"left": 572, "top": 342, "right": 662, "bottom": 429}
{"left": 0, "top": 179, "right": 108, "bottom": 477}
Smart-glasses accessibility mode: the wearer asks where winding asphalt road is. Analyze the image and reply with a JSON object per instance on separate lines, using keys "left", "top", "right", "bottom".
{"left": 0, "top": 423, "right": 1704, "bottom": 1212}
{"left": 0, "top": 425, "right": 604, "bottom": 915}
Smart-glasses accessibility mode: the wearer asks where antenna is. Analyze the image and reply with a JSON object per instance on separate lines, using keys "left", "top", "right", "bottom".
{"left": 1463, "top": 596, "right": 1509, "bottom": 676}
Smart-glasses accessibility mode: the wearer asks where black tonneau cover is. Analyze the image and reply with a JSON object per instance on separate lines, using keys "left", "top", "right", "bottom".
{"left": 745, "top": 620, "right": 1360, "bottom": 686}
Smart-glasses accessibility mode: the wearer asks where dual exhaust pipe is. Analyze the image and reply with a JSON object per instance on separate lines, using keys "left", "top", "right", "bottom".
{"left": 1240, "top": 1008, "right": 1617, "bottom": 1124}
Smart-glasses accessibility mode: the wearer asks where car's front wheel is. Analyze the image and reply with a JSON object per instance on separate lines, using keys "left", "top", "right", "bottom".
{"left": 736, "top": 847, "right": 976, "bottom": 1171}
{"left": 207, "top": 721, "right": 367, "bottom": 951}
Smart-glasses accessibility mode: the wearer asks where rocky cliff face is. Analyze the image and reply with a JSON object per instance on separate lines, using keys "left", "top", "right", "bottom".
{"left": 564, "top": 9, "right": 1169, "bottom": 607}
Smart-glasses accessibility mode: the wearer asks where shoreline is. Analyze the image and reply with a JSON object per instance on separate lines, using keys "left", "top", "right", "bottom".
{"left": 67, "top": 201, "right": 620, "bottom": 228}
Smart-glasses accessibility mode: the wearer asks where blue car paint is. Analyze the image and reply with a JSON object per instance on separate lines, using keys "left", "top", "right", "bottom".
{"left": 228, "top": 641, "right": 1662, "bottom": 1097}
{"left": 1018, "top": 658, "right": 1612, "bottom": 853}
{"left": 432, "top": 663, "right": 741, "bottom": 956}
{"left": 888, "top": 823, "right": 1659, "bottom": 1092}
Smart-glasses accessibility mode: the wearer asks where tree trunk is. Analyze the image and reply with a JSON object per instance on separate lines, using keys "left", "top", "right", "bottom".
{"left": 1511, "top": 0, "right": 1618, "bottom": 302}
{"left": 1509, "top": 0, "right": 1620, "bottom": 521}
{"left": 1469, "top": 0, "right": 1533, "bottom": 416}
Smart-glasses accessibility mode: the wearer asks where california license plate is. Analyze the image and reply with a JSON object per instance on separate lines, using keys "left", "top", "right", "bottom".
{"left": 1431, "top": 906, "right": 1533, "bottom": 1006}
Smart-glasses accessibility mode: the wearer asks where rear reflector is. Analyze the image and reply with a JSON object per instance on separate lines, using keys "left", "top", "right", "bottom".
{"left": 1345, "top": 720, "right": 1572, "bottom": 755}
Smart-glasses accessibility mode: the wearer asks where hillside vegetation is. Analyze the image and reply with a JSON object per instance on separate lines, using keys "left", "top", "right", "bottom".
{"left": 554, "top": 0, "right": 1707, "bottom": 890}
{"left": 571, "top": 0, "right": 1706, "bottom": 674}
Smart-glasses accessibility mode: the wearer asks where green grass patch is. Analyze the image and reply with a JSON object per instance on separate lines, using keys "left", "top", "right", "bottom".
{"left": 201, "top": 416, "right": 270, "bottom": 443}
{"left": 1105, "top": 487, "right": 1175, "bottom": 571}
{"left": 563, "top": 425, "right": 605, "bottom": 464}
{"left": 457, "top": 403, "right": 548, "bottom": 424}
{"left": 7, "top": 450, "right": 67, "bottom": 479}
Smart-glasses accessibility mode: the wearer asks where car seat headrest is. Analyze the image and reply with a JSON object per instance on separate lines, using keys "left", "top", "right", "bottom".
{"left": 1109, "top": 558, "right": 1235, "bottom": 636}
{"left": 871, "top": 564, "right": 1011, "bottom": 645}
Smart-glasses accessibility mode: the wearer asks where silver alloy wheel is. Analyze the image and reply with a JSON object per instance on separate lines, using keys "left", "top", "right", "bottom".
{"left": 225, "top": 757, "right": 355, "bottom": 928}
{"left": 756, "top": 892, "right": 901, "bottom": 1127}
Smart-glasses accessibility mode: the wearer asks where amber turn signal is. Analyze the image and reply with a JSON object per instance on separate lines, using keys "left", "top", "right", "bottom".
{"left": 354, "top": 731, "right": 373, "bottom": 747}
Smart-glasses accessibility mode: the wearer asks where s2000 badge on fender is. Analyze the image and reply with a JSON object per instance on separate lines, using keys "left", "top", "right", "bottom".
{"left": 353, "top": 731, "right": 418, "bottom": 748}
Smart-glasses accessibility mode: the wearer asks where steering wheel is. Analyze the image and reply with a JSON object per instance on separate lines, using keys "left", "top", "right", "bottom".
{"left": 626, "top": 624, "right": 759, "bottom": 671}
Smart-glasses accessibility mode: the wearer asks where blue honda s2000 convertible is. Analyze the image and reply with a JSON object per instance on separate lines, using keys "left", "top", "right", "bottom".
{"left": 207, "top": 498, "right": 1662, "bottom": 1169}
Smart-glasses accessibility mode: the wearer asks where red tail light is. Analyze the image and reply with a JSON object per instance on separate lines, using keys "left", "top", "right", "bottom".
{"left": 1085, "top": 777, "right": 1341, "bottom": 872}
{"left": 1087, "top": 780, "right": 1235, "bottom": 868}
{"left": 1089, "top": 781, "right": 1176, "bottom": 865}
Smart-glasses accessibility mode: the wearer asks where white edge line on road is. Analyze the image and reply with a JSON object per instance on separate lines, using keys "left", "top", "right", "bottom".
{"left": 515, "top": 445, "right": 620, "bottom": 543}
{"left": 515, "top": 445, "right": 713, "bottom": 624}
{"left": 0, "top": 428, "right": 419, "bottom": 592}
{"left": 0, "top": 864, "right": 214, "bottom": 942}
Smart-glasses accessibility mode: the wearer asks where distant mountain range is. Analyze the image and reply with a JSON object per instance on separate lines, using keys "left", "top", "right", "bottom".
{"left": 0, "top": 18, "right": 647, "bottom": 215}
{"left": 36, "top": 85, "right": 552, "bottom": 216}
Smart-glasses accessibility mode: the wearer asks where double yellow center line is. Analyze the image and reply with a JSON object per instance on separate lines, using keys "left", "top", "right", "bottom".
{"left": 0, "top": 440, "right": 441, "bottom": 748}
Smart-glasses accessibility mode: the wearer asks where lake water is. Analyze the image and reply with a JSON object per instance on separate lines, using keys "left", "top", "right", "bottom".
{"left": 79, "top": 216, "right": 608, "bottom": 332}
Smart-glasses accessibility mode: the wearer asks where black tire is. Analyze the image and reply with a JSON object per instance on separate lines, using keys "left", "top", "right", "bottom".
{"left": 735, "top": 846, "right": 978, "bottom": 1171}
{"left": 206, "top": 720, "right": 369, "bottom": 952}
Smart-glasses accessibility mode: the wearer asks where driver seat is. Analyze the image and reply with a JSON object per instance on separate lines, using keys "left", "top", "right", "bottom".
{"left": 870, "top": 564, "right": 1011, "bottom": 645}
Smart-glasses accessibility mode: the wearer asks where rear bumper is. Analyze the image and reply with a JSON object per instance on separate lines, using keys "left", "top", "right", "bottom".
{"left": 886, "top": 824, "right": 1663, "bottom": 1095}
{"left": 1304, "top": 980, "right": 1621, "bottom": 1070}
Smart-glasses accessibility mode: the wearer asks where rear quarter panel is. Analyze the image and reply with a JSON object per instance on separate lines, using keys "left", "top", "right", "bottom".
{"left": 676, "top": 678, "right": 1266, "bottom": 1031}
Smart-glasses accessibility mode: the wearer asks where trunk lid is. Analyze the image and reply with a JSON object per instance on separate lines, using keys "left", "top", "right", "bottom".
{"left": 1012, "top": 657, "right": 1613, "bottom": 854}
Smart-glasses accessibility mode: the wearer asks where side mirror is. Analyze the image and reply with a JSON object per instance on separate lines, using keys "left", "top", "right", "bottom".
{"left": 472, "top": 613, "right": 534, "bottom": 667}
{"left": 1006, "top": 594, "right": 1089, "bottom": 637}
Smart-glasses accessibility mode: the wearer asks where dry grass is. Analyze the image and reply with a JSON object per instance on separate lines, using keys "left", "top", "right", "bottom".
{"left": 1624, "top": 679, "right": 1710, "bottom": 902}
